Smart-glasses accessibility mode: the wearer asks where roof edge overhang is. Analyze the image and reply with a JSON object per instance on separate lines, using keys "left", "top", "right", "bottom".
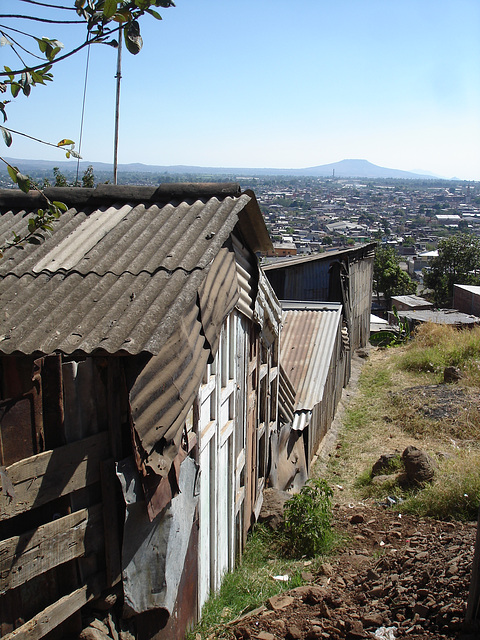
{"left": 236, "top": 189, "right": 273, "bottom": 254}
{"left": 263, "top": 241, "right": 376, "bottom": 271}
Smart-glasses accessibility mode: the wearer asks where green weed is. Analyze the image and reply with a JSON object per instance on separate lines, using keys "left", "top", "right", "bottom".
{"left": 283, "top": 478, "right": 335, "bottom": 558}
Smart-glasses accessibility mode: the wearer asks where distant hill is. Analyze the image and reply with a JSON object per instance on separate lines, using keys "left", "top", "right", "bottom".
{"left": 1, "top": 157, "right": 440, "bottom": 180}
{"left": 294, "top": 159, "right": 437, "bottom": 179}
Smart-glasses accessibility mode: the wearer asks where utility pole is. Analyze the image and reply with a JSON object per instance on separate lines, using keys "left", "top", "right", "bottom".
{"left": 113, "top": 35, "right": 122, "bottom": 185}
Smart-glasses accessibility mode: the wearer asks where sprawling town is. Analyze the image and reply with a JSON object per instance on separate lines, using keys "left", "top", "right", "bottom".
{"left": 235, "top": 176, "right": 480, "bottom": 278}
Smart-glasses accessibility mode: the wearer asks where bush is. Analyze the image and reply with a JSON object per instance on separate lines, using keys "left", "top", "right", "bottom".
{"left": 283, "top": 478, "right": 334, "bottom": 557}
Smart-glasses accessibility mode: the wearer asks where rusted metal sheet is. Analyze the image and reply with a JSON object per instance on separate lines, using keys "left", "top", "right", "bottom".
{"left": 281, "top": 303, "right": 343, "bottom": 412}
{"left": 0, "top": 396, "right": 36, "bottom": 466}
{"left": 264, "top": 244, "right": 375, "bottom": 351}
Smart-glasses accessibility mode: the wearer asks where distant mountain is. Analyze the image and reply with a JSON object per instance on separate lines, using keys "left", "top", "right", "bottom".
{"left": 1, "top": 157, "right": 440, "bottom": 180}
{"left": 294, "top": 159, "right": 437, "bottom": 179}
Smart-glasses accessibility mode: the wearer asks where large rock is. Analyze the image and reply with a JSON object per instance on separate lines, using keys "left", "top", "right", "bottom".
{"left": 372, "top": 453, "right": 400, "bottom": 476}
{"left": 258, "top": 488, "right": 291, "bottom": 530}
{"left": 402, "top": 446, "right": 435, "bottom": 485}
{"left": 444, "top": 366, "right": 462, "bottom": 383}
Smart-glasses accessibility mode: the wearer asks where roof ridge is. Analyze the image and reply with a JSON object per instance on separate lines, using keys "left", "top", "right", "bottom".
{"left": 0, "top": 182, "right": 242, "bottom": 210}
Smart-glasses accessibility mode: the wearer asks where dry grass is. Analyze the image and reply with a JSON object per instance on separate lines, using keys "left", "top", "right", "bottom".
{"left": 321, "top": 323, "right": 480, "bottom": 519}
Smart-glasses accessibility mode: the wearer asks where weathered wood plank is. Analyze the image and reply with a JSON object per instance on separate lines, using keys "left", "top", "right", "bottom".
{"left": 0, "top": 432, "right": 109, "bottom": 521}
{"left": 2, "top": 575, "right": 103, "bottom": 640}
{"left": 100, "top": 460, "right": 122, "bottom": 588}
{"left": 0, "top": 504, "right": 103, "bottom": 593}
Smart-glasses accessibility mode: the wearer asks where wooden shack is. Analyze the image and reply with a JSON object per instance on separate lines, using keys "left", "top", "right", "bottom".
{"left": 0, "top": 184, "right": 287, "bottom": 640}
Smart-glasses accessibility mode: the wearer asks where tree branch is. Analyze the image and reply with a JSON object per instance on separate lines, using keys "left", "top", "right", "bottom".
{"left": 0, "top": 15, "right": 82, "bottom": 24}
{"left": 2, "top": 126, "right": 79, "bottom": 154}
{"left": 0, "top": 27, "right": 120, "bottom": 77}
{"left": 0, "top": 31, "right": 31, "bottom": 67}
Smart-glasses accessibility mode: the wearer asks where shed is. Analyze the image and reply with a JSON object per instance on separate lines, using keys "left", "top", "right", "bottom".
{"left": 263, "top": 243, "right": 375, "bottom": 354}
{"left": 453, "top": 284, "right": 480, "bottom": 317}
{"left": 270, "top": 301, "right": 348, "bottom": 492}
{"left": 390, "top": 295, "right": 433, "bottom": 312}
{"left": 389, "top": 308, "right": 480, "bottom": 330}
{"left": 0, "top": 184, "right": 283, "bottom": 640}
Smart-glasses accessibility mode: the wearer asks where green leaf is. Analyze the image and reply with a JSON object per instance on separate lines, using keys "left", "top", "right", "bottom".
{"left": 16, "top": 173, "right": 30, "bottom": 193}
{"left": 124, "top": 21, "right": 143, "bottom": 55}
{"left": 52, "top": 201, "right": 68, "bottom": 212}
{"left": 1, "top": 126, "right": 12, "bottom": 147}
{"left": 103, "top": 0, "right": 117, "bottom": 18}
{"left": 10, "top": 83, "right": 21, "bottom": 98}
{"left": 36, "top": 38, "right": 47, "bottom": 54}
{"left": 146, "top": 8, "right": 162, "bottom": 19}
{"left": 28, "top": 218, "right": 37, "bottom": 233}
{"left": 7, "top": 165, "right": 18, "bottom": 182}
{"left": 57, "top": 139, "right": 75, "bottom": 147}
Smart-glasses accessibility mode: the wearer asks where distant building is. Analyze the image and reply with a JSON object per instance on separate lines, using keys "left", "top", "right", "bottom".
{"left": 390, "top": 295, "right": 433, "bottom": 312}
{"left": 453, "top": 284, "right": 480, "bottom": 317}
{"left": 265, "top": 241, "right": 297, "bottom": 257}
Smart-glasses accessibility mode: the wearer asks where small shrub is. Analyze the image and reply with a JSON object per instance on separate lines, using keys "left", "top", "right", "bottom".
{"left": 283, "top": 478, "right": 334, "bottom": 557}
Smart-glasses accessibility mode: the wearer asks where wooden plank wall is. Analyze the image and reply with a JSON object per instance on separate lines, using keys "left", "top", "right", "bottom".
{"left": 0, "top": 357, "right": 125, "bottom": 640}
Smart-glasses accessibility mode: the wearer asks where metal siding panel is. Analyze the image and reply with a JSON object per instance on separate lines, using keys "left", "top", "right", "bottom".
{"left": 281, "top": 306, "right": 342, "bottom": 411}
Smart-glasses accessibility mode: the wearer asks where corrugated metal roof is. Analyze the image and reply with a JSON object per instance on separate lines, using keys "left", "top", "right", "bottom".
{"left": 396, "top": 309, "right": 480, "bottom": 326}
{"left": 454, "top": 284, "right": 480, "bottom": 295}
{"left": 391, "top": 295, "right": 432, "bottom": 308}
{"left": 263, "top": 243, "right": 376, "bottom": 271}
{"left": 280, "top": 303, "right": 342, "bottom": 412}
{"left": 0, "top": 185, "right": 267, "bottom": 356}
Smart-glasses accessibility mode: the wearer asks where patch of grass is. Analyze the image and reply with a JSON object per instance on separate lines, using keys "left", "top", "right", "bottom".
{"left": 188, "top": 523, "right": 340, "bottom": 639}
{"left": 398, "top": 323, "right": 480, "bottom": 381}
{"left": 399, "top": 451, "right": 480, "bottom": 521}
{"left": 358, "top": 364, "right": 394, "bottom": 396}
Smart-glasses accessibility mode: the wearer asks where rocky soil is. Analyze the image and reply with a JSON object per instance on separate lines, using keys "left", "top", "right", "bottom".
{"left": 228, "top": 501, "right": 478, "bottom": 640}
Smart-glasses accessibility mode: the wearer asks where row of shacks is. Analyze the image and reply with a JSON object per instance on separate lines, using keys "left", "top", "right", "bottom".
{"left": 0, "top": 184, "right": 374, "bottom": 640}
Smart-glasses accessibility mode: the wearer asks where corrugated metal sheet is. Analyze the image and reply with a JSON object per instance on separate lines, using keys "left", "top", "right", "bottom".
{"left": 0, "top": 183, "right": 271, "bottom": 523}
{"left": 265, "top": 245, "right": 374, "bottom": 352}
{"left": 280, "top": 303, "right": 342, "bottom": 412}
{"left": 0, "top": 188, "right": 255, "bottom": 356}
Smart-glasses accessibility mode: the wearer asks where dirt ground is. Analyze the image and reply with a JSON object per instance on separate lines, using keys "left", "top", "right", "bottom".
{"left": 228, "top": 501, "right": 477, "bottom": 640}
{"left": 226, "top": 352, "right": 480, "bottom": 640}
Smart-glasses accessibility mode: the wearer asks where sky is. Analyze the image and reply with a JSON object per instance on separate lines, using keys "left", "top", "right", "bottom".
{"left": 2, "top": 0, "right": 480, "bottom": 180}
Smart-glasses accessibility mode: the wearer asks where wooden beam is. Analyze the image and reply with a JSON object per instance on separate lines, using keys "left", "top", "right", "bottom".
{"left": 100, "top": 460, "right": 122, "bottom": 588}
{"left": 0, "top": 432, "right": 109, "bottom": 521}
{"left": 0, "top": 505, "right": 103, "bottom": 593}
{"left": 1, "top": 575, "right": 103, "bottom": 640}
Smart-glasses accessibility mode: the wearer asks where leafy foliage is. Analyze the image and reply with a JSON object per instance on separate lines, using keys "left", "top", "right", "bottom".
{"left": 0, "top": 1, "right": 175, "bottom": 128}
{"left": 283, "top": 478, "right": 334, "bottom": 557}
{"left": 0, "top": 2, "right": 171, "bottom": 254}
{"left": 369, "top": 306, "right": 411, "bottom": 347}
{"left": 0, "top": 159, "right": 67, "bottom": 257}
{"left": 423, "top": 233, "right": 480, "bottom": 307}
{"left": 373, "top": 245, "right": 416, "bottom": 306}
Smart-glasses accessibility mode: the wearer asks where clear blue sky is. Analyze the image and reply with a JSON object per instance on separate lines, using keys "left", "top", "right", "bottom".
{"left": 3, "top": 0, "right": 480, "bottom": 179}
